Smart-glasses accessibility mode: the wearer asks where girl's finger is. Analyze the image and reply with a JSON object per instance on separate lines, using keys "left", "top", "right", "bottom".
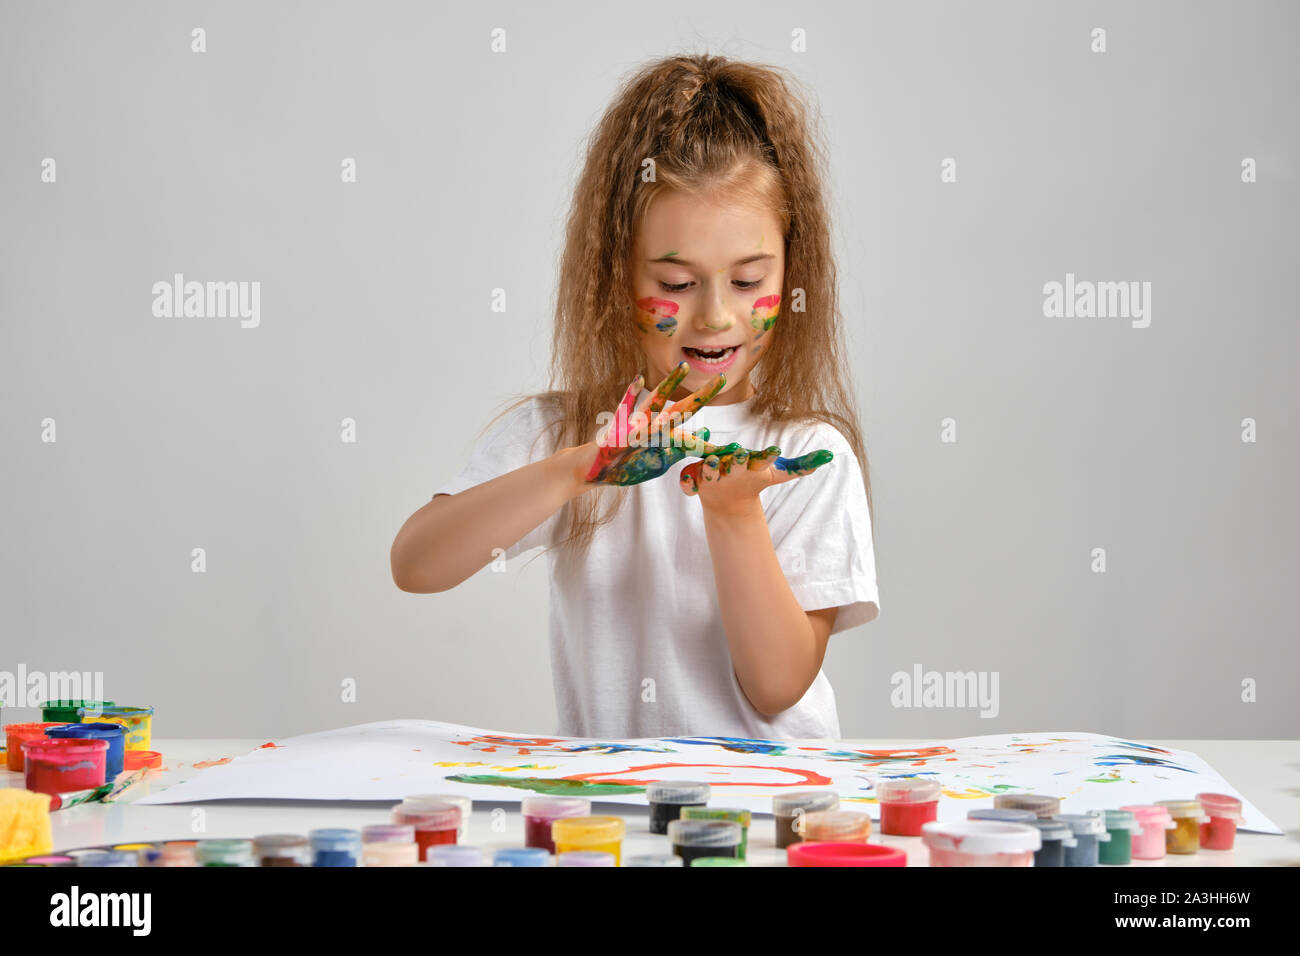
{"left": 746, "top": 445, "right": 781, "bottom": 470}
{"left": 773, "top": 449, "right": 834, "bottom": 478}
{"left": 657, "top": 372, "right": 726, "bottom": 430}
{"left": 602, "top": 374, "right": 644, "bottom": 446}
{"left": 702, "top": 454, "right": 722, "bottom": 484}
{"left": 640, "top": 363, "right": 690, "bottom": 421}
{"left": 680, "top": 461, "right": 701, "bottom": 495}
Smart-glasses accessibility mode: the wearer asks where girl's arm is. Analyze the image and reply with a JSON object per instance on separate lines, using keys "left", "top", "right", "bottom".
{"left": 391, "top": 443, "right": 594, "bottom": 593}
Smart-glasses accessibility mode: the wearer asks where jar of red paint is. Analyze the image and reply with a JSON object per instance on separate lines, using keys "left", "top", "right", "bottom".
{"left": 22, "top": 737, "right": 108, "bottom": 795}
{"left": 875, "top": 777, "right": 941, "bottom": 835}
{"left": 1195, "top": 792, "right": 1245, "bottom": 851}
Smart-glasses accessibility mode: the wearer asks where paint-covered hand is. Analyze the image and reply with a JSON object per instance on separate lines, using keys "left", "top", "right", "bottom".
{"left": 679, "top": 442, "right": 834, "bottom": 514}
{"left": 582, "top": 363, "right": 743, "bottom": 486}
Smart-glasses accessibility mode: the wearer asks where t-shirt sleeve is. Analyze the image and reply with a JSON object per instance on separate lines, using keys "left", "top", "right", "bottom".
{"left": 764, "top": 423, "right": 880, "bottom": 635}
{"left": 431, "top": 398, "right": 562, "bottom": 560}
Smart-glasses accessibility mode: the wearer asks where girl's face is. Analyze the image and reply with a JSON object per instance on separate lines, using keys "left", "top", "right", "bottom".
{"left": 631, "top": 190, "right": 785, "bottom": 406}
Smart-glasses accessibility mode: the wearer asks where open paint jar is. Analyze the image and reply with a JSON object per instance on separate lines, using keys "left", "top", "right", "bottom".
{"left": 40, "top": 700, "right": 115, "bottom": 723}
{"left": 1055, "top": 812, "right": 1112, "bottom": 867}
{"left": 46, "top": 723, "right": 126, "bottom": 779}
{"left": 1121, "top": 804, "right": 1177, "bottom": 860}
{"left": 520, "top": 796, "right": 591, "bottom": 853}
{"left": 875, "top": 778, "right": 941, "bottom": 835}
{"left": 787, "top": 842, "right": 908, "bottom": 867}
{"left": 1155, "top": 799, "right": 1210, "bottom": 854}
{"left": 392, "top": 799, "right": 461, "bottom": 861}
{"left": 993, "top": 793, "right": 1061, "bottom": 818}
{"left": 4, "top": 722, "right": 69, "bottom": 772}
{"left": 1195, "top": 792, "right": 1244, "bottom": 850}
{"left": 921, "top": 820, "right": 1041, "bottom": 867}
{"left": 800, "top": 809, "right": 872, "bottom": 843}
{"left": 667, "top": 819, "right": 742, "bottom": 865}
{"left": 22, "top": 738, "right": 108, "bottom": 795}
{"left": 92, "top": 706, "right": 154, "bottom": 751}
{"left": 772, "top": 790, "right": 839, "bottom": 848}
{"left": 551, "top": 816, "right": 625, "bottom": 865}
{"left": 646, "top": 781, "right": 711, "bottom": 834}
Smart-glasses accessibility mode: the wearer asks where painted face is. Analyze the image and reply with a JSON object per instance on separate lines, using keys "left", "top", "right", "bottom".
{"left": 631, "top": 190, "right": 784, "bottom": 405}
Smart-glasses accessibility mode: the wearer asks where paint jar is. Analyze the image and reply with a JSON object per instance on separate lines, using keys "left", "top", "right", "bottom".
{"left": 646, "top": 781, "right": 711, "bottom": 834}
{"left": 1022, "top": 819, "right": 1076, "bottom": 867}
{"left": 772, "top": 790, "right": 839, "bottom": 848}
{"left": 875, "top": 778, "right": 941, "bottom": 835}
{"left": 46, "top": 723, "right": 126, "bottom": 779}
{"left": 993, "top": 793, "right": 1061, "bottom": 818}
{"left": 196, "top": 839, "right": 256, "bottom": 867}
{"left": 1196, "top": 792, "right": 1244, "bottom": 850}
{"left": 801, "top": 810, "right": 872, "bottom": 843}
{"left": 494, "top": 847, "right": 552, "bottom": 867}
{"left": 691, "top": 857, "right": 748, "bottom": 866}
{"left": 123, "top": 750, "right": 163, "bottom": 771}
{"left": 113, "top": 843, "right": 157, "bottom": 861}
{"left": 92, "top": 705, "right": 154, "bottom": 751}
{"left": 1098, "top": 810, "right": 1142, "bottom": 865}
{"left": 392, "top": 800, "right": 460, "bottom": 861}
{"left": 362, "top": 823, "right": 415, "bottom": 844}
{"left": 4, "top": 722, "right": 68, "bottom": 772}
{"left": 254, "top": 833, "right": 312, "bottom": 867}
{"left": 680, "top": 807, "right": 752, "bottom": 860}
{"left": 402, "top": 793, "right": 472, "bottom": 839}
{"left": 40, "top": 700, "right": 115, "bottom": 723}
{"left": 968, "top": 808, "right": 1037, "bottom": 823}
{"left": 1155, "top": 800, "right": 1210, "bottom": 854}
{"left": 1055, "top": 812, "right": 1112, "bottom": 867}
{"left": 143, "top": 843, "right": 198, "bottom": 867}
{"left": 556, "top": 851, "right": 616, "bottom": 867}
{"left": 23, "top": 738, "right": 108, "bottom": 795}
{"left": 521, "top": 796, "right": 591, "bottom": 853}
{"left": 624, "top": 854, "right": 685, "bottom": 867}
{"left": 667, "top": 819, "right": 742, "bottom": 865}
{"left": 21, "top": 855, "right": 76, "bottom": 867}
{"left": 427, "top": 845, "right": 484, "bottom": 867}
{"left": 551, "top": 816, "right": 625, "bottom": 865}
{"left": 921, "top": 821, "right": 1040, "bottom": 867}
{"left": 75, "top": 850, "right": 138, "bottom": 867}
{"left": 1121, "top": 804, "right": 1177, "bottom": 860}
{"left": 309, "top": 829, "right": 361, "bottom": 867}
{"left": 363, "top": 841, "right": 418, "bottom": 867}
{"left": 787, "top": 842, "right": 908, "bottom": 867}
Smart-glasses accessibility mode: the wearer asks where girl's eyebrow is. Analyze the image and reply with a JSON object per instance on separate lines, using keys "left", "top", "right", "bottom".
{"left": 649, "top": 252, "right": 775, "bottom": 267}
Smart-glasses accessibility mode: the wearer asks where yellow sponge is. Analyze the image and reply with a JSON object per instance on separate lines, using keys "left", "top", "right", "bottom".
{"left": 0, "top": 789, "right": 53, "bottom": 864}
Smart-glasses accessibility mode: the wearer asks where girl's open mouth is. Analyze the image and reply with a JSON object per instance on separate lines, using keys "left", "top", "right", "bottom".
{"left": 682, "top": 345, "right": 740, "bottom": 371}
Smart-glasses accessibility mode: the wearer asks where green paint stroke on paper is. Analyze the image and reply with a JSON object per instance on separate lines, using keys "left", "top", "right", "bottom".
{"left": 448, "top": 774, "right": 645, "bottom": 796}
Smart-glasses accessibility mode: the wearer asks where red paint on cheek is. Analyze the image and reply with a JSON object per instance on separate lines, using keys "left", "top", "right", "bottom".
{"left": 752, "top": 293, "right": 781, "bottom": 311}
{"left": 636, "top": 297, "right": 679, "bottom": 317}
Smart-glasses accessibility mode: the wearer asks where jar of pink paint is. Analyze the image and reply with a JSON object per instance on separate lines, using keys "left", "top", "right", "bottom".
{"left": 1195, "top": 792, "right": 1245, "bottom": 850}
{"left": 1121, "top": 804, "right": 1177, "bottom": 860}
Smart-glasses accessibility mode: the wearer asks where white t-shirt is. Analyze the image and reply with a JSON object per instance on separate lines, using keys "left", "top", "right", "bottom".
{"left": 433, "top": 388, "right": 880, "bottom": 740}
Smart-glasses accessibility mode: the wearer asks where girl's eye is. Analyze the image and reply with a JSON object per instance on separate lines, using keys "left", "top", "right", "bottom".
{"left": 658, "top": 280, "right": 763, "bottom": 293}
{"left": 659, "top": 281, "right": 691, "bottom": 293}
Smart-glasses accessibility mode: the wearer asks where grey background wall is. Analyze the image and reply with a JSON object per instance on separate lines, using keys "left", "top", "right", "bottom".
{"left": 2, "top": 0, "right": 1296, "bottom": 740}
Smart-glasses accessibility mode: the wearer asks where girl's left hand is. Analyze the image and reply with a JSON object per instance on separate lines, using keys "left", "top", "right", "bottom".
{"left": 679, "top": 444, "right": 834, "bottom": 514}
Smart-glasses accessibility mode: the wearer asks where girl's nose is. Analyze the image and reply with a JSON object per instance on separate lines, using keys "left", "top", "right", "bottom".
{"left": 698, "top": 296, "right": 734, "bottom": 332}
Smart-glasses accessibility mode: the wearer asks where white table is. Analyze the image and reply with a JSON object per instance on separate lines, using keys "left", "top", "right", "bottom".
{"left": 5, "top": 738, "right": 1297, "bottom": 866}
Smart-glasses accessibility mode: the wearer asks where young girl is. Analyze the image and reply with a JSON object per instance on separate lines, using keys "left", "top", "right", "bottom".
{"left": 391, "top": 54, "right": 878, "bottom": 740}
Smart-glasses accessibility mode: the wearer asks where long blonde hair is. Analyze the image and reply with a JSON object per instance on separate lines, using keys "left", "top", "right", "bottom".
{"left": 481, "top": 53, "right": 872, "bottom": 558}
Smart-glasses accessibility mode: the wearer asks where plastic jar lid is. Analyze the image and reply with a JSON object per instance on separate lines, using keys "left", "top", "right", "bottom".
{"left": 557, "top": 851, "right": 615, "bottom": 866}
{"left": 1102, "top": 809, "right": 1144, "bottom": 832}
{"left": 1195, "top": 792, "right": 1245, "bottom": 822}
{"left": 647, "top": 781, "right": 711, "bottom": 804}
{"left": 921, "top": 820, "right": 1043, "bottom": 855}
{"left": 551, "top": 815, "right": 625, "bottom": 843}
{"left": 968, "top": 808, "right": 1037, "bottom": 823}
{"left": 691, "top": 857, "right": 749, "bottom": 866}
{"left": 773, "top": 790, "right": 839, "bottom": 815}
{"left": 77, "top": 850, "right": 139, "bottom": 867}
{"left": 520, "top": 796, "right": 591, "bottom": 819}
{"left": 994, "top": 793, "right": 1061, "bottom": 816}
{"left": 196, "top": 839, "right": 254, "bottom": 865}
{"left": 309, "top": 828, "right": 362, "bottom": 852}
{"left": 666, "top": 819, "right": 742, "bottom": 847}
{"left": 802, "top": 810, "right": 872, "bottom": 840}
{"left": 94, "top": 705, "right": 155, "bottom": 718}
{"left": 1021, "top": 819, "right": 1077, "bottom": 846}
{"left": 788, "top": 841, "right": 909, "bottom": 867}
{"left": 427, "top": 845, "right": 484, "bottom": 867}
{"left": 1156, "top": 799, "right": 1211, "bottom": 822}
{"left": 393, "top": 801, "right": 461, "bottom": 829}
{"left": 123, "top": 750, "right": 163, "bottom": 770}
{"left": 365, "top": 842, "right": 417, "bottom": 865}
{"left": 362, "top": 824, "right": 415, "bottom": 843}
{"left": 875, "top": 778, "right": 941, "bottom": 803}
{"left": 1122, "top": 804, "right": 1176, "bottom": 829}
{"left": 624, "top": 854, "right": 684, "bottom": 867}
{"left": 494, "top": 847, "right": 552, "bottom": 867}
{"left": 253, "top": 834, "right": 311, "bottom": 857}
{"left": 680, "top": 806, "right": 752, "bottom": 826}
{"left": 1055, "top": 812, "right": 1112, "bottom": 839}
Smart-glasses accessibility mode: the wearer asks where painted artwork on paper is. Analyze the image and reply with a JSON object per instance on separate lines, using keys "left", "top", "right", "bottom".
{"left": 131, "top": 721, "right": 1281, "bottom": 834}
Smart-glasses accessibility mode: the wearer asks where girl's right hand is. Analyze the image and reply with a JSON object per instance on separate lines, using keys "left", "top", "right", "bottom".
{"left": 580, "top": 363, "right": 742, "bottom": 487}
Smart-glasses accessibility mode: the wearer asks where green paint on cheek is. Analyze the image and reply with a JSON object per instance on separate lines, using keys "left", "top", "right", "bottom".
{"left": 750, "top": 293, "right": 781, "bottom": 336}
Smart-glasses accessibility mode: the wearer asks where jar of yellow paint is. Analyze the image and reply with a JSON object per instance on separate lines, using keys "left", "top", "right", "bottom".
{"left": 91, "top": 706, "right": 154, "bottom": 751}
{"left": 551, "top": 816, "right": 625, "bottom": 866}
{"left": 1155, "top": 799, "right": 1210, "bottom": 854}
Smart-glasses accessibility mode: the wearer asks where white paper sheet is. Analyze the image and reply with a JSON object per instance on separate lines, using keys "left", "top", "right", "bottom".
{"left": 132, "top": 720, "right": 1282, "bottom": 833}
